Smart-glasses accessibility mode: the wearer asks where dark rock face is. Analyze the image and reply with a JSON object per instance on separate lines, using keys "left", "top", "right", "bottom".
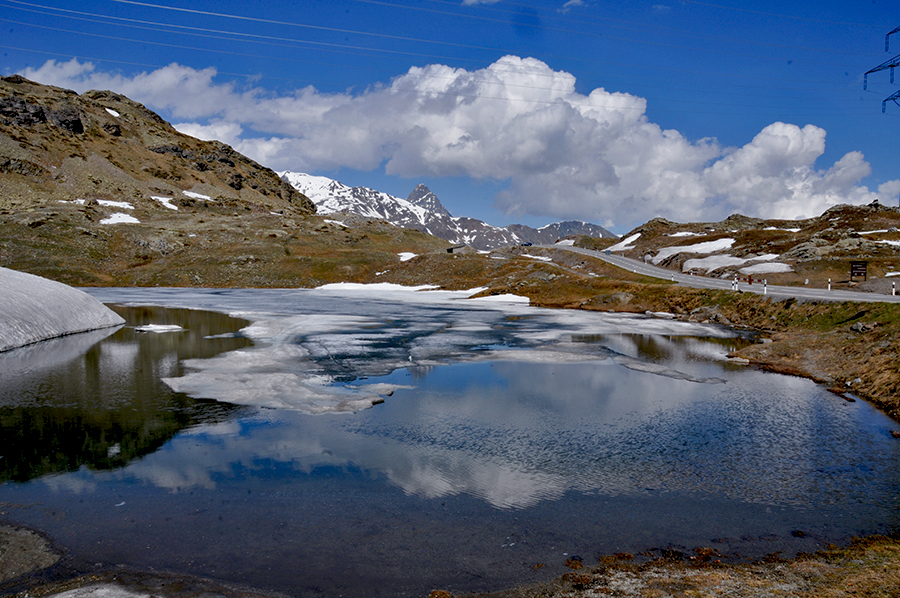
{"left": 45, "top": 105, "right": 84, "bottom": 134}
{"left": 0, "top": 96, "right": 48, "bottom": 127}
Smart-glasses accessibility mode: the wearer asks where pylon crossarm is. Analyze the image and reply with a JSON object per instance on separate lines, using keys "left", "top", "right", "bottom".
{"left": 864, "top": 53, "right": 900, "bottom": 89}
{"left": 887, "top": 25, "right": 900, "bottom": 51}
{"left": 881, "top": 89, "right": 900, "bottom": 113}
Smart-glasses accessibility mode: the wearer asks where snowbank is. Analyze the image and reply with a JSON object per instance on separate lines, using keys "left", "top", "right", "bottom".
{"left": 0, "top": 267, "right": 125, "bottom": 352}
{"left": 652, "top": 238, "right": 735, "bottom": 265}
{"left": 607, "top": 232, "right": 640, "bottom": 252}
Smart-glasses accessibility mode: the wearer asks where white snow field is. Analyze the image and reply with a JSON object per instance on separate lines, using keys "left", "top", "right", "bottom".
{"left": 0, "top": 267, "right": 125, "bottom": 352}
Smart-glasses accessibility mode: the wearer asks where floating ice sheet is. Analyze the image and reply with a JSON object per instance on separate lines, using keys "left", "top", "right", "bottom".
{"left": 80, "top": 285, "right": 741, "bottom": 415}
{"left": 134, "top": 324, "right": 184, "bottom": 333}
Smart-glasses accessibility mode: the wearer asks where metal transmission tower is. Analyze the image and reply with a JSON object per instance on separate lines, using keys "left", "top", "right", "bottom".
{"left": 865, "top": 26, "right": 900, "bottom": 112}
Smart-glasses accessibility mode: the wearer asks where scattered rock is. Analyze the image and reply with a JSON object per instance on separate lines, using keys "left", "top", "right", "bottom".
{"left": 0, "top": 524, "right": 60, "bottom": 582}
{"left": 564, "top": 557, "right": 583, "bottom": 570}
{"left": 688, "top": 306, "right": 732, "bottom": 326}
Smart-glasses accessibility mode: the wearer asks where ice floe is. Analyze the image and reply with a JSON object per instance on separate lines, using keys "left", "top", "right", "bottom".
{"left": 83, "top": 284, "right": 741, "bottom": 416}
{"left": 134, "top": 324, "right": 184, "bottom": 333}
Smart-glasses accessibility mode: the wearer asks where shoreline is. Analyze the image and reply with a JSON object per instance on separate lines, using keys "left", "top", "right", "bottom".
{"left": 3, "top": 284, "right": 900, "bottom": 598}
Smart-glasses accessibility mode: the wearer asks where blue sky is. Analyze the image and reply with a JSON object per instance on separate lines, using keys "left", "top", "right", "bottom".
{"left": 2, "top": 0, "right": 899, "bottom": 233}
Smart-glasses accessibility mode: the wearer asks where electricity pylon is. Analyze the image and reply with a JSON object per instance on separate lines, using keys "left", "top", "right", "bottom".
{"left": 865, "top": 25, "right": 900, "bottom": 112}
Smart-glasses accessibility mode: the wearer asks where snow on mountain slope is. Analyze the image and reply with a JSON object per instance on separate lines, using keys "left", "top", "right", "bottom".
{"left": 280, "top": 172, "right": 616, "bottom": 250}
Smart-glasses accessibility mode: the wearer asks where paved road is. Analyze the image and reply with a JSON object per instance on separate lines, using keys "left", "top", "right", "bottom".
{"left": 541, "top": 244, "right": 900, "bottom": 304}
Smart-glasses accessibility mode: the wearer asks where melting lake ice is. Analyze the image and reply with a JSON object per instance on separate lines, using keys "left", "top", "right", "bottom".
{"left": 1, "top": 285, "right": 899, "bottom": 597}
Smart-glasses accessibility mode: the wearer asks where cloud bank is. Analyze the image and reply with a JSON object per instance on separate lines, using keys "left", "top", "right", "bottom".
{"left": 22, "top": 57, "right": 899, "bottom": 229}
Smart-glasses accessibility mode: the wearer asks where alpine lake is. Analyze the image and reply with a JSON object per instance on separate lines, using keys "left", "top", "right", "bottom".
{"left": 1, "top": 286, "right": 899, "bottom": 598}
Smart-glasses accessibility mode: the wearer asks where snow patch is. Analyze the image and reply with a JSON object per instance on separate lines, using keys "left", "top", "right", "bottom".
{"left": 105, "top": 108, "right": 120, "bottom": 117}
{"left": 97, "top": 199, "right": 133, "bottom": 209}
{"left": 652, "top": 238, "right": 735, "bottom": 265}
{"left": 522, "top": 254, "right": 552, "bottom": 262}
{"left": 152, "top": 196, "right": 178, "bottom": 210}
{"left": 0, "top": 267, "right": 124, "bottom": 352}
{"left": 398, "top": 252, "right": 418, "bottom": 262}
{"left": 738, "top": 262, "right": 793, "bottom": 274}
{"left": 668, "top": 231, "right": 699, "bottom": 237}
{"left": 607, "top": 233, "right": 640, "bottom": 252}
{"left": 183, "top": 190, "right": 212, "bottom": 200}
{"left": 683, "top": 253, "right": 778, "bottom": 273}
{"left": 555, "top": 239, "right": 575, "bottom": 246}
{"left": 100, "top": 213, "right": 140, "bottom": 224}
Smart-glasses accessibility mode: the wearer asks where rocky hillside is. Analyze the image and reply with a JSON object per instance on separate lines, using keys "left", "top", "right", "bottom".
{"left": 0, "top": 75, "right": 314, "bottom": 215}
{"left": 578, "top": 201, "right": 900, "bottom": 292}
{"left": 281, "top": 171, "right": 617, "bottom": 250}
{"left": 0, "top": 75, "right": 449, "bottom": 286}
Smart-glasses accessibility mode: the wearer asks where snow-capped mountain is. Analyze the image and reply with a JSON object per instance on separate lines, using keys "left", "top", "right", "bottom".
{"left": 280, "top": 172, "right": 616, "bottom": 250}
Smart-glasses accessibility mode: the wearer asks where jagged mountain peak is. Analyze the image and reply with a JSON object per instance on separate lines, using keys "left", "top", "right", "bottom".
{"left": 407, "top": 184, "right": 451, "bottom": 217}
{"left": 280, "top": 171, "right": 616, "bottom": 250}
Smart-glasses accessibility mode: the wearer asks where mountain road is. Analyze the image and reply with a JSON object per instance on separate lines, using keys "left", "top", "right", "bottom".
{"left": 541, "top": 244, "right": 900, "bottom": 304}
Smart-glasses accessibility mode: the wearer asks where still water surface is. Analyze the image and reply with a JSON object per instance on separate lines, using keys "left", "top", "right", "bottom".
{"left": 1, "top": 287, "right": 899, "bottom": 597}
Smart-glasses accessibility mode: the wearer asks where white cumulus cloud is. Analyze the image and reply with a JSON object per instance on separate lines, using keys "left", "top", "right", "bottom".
{"left": 22, "top": 57, "right": 897, "bottom": 229}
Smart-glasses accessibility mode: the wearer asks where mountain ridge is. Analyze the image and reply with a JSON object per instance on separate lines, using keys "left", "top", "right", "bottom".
{"left": 280, "top": 171, "right": 617, "bottom": 250}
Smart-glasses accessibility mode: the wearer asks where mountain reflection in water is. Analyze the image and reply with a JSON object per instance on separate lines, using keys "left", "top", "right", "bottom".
{"left": 0, "top": 305, "right": 251, "bottom": 481}
{"left": 1, "top": 287, "right": 899, "bottom": 598}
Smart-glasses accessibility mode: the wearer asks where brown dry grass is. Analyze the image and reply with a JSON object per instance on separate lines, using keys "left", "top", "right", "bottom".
{"left": 441, "top": 536, "right": 900, "bottom": 598}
